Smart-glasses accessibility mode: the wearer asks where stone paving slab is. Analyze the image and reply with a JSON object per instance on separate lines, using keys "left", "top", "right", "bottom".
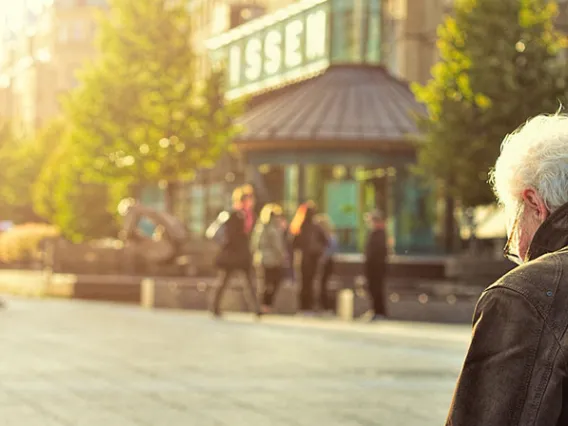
{"left": 0, "top": 296, "right": 470, "bottom": 425}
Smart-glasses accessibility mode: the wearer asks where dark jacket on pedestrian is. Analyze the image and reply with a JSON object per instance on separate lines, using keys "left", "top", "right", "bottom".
{"left": 364, "top": 227, "right": 387, "bottom": 278}
{"left": 215, "top": 209, "right": 252, "bottom": 270}
{"left": 446, "top": 202, "right": 568, "bottom": 425}
{"left": 293, "top": 209, "right": 328, "bottom": 258}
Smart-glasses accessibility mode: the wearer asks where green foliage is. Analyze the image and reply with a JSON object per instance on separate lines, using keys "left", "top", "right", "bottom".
{"left": 64, "top": 0, "right": 241, "bottom": 191}
{"left": 32, "top": 125, "right": 119, "bottom": 243}
{"left": 2, "top": 0, "right": 241, "bottom": 239}
{"left": 412, "top": 0, "right": 568, "bottom": 207}
{"left": 0, "top": 120, "right": 63, "bottom": 223}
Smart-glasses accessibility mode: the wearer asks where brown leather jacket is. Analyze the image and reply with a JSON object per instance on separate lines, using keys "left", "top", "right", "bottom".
{"left": 446, "top": 203, "right": 568, "bottom": 425}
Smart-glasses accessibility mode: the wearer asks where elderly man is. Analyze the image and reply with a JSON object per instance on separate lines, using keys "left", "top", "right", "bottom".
{"left": 446, "top": 114, "right": 568, "bottom": 425}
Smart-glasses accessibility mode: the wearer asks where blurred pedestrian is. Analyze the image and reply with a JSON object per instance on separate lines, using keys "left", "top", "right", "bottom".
{"left": 447, "top": 113, "right": 568, "bottom": 425}
{"left": 315, "top": 214, "right": 338, "bottom": 313}
{"left": 364, "top": 210, "right": 388, "bottom": 321}
{"left": 240, "top": 184, "right": 256, "bottom": 234}
{"left": 211, "top": 185, "right": 261, "bottom": 318}
{"left": 251, "top": 203, "right": 288, "bottom": 314}
{"left": 290, "top": 201, "right": 329, "bottom": 314}
{"left": 279, "top": 216, "right": 296, "bottom": 284}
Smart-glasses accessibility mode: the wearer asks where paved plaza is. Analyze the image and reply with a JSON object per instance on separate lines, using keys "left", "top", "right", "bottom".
{"left": 0, "top": 296, "right": 472, "bottom": 425}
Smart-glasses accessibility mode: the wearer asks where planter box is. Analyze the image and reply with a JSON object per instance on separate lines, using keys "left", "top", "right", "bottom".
{"left": 72, "top": 275, "right": 141, "bottom": 304}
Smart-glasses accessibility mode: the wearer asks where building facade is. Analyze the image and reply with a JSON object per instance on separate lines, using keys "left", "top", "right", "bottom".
{"left": 164, "top": 0, "right": 454, "bottom": 255}
{"left": 0, "top": 0, "right": 454, "bottom": 254}
{"left": 0, "top": 0, "right": 106, "bottom": 137}
{"left": 186, "top": 0, "right": 452, "bottom": 82}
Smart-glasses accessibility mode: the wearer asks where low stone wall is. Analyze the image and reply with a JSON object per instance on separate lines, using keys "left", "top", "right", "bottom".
{"left": 142, "top": 276, "right": 299, "bottom": 314}
{"left": 0, "top": 268, "right": 481, "bottom": 324}
{"left": 46, "top": 239, "right": 217, "bottom": 277}
{"left": 141, "top": 276, "right": 479, "bottom": 324}
{"left": 445, "top": 255, "right": 516, "bottom": 287}
{"left": 334, "top": 254, "right": 447, "bottom": 281}
{"left": 337, "top": 288, "right": 476, "bottom": 324}
{"left": 0, "top": 270, "right": 139, "bottom": 303}
{"left": 47, "top": 273, "right": 75, "bottom": 298}
{"left": 72, "top": 275, "right": 141, "bottom": 304}
{"left": 0, "top": 270, "right": 51, "bottom": 297}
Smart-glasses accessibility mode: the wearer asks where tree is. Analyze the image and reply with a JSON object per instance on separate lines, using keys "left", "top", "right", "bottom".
{"left": 32, "top": 127, "right": 119, "bottom": 242}
{"left": 412, "top": 0, "right": 568, "bottom": 208}
{"left": 0, "top": 119, "right": 63, "bottom": 224}
{"left": 64, "top": 0, "right": 241, "bottom": 210}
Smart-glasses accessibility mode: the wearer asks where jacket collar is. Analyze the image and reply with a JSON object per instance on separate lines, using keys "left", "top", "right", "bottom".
{"left": 527, "top": 202, "right": 568, "bottom": 261}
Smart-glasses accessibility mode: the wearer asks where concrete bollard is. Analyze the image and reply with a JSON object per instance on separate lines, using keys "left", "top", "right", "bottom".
{"left": 336, "top": 288, "right": 354, "bottom": 321}
{"left": 141, "top": 278, "right": 155, "bottom": 309}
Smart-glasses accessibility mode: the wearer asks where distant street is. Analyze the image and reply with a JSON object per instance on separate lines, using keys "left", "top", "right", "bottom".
{"left": 0, "top": 297, "right": 470, "bottom": 425}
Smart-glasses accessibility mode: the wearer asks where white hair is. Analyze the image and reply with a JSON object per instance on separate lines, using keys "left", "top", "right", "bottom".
{"left": 490, "top": 113, "right": 568, "bottom": 214}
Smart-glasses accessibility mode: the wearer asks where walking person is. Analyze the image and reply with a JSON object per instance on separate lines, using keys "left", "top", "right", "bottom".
{"left": 315, "top": 214, "right": 338, "bottom": 313}
{"left": 290, "top": 202, "right": 329, "bottom": 314}
{"left": 210, "top": 185, "right": 261, "bottom": 318}
{"left": 364, "top": 210, "right": 388, "bottom": 321}
{"left": 251, "top": 203, "right": 288, "bottom": 314}
{"left": 280, "top": 216, "right": 296, "bottom": 285}
{"left": 447, "top": 113, "right": 568, "bottom": 425}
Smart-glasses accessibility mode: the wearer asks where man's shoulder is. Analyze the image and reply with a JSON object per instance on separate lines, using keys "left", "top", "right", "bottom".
{"left": 489, "top": 252, "right": 559, "bottom": 292}
{"left": 485, "top": 251, "right": 567, "bottom": 325}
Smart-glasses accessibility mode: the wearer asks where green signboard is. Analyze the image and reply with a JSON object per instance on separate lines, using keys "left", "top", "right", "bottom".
{"left": 206, "top": 0, "right": 330, "bottom": 100}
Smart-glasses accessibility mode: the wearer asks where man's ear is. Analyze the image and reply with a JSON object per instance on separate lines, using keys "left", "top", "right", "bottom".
{"left": 521, "top": 187, "right": 549, "bottom": 222}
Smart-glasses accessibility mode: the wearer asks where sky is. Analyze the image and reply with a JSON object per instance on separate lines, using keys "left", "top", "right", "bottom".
{"left": 0, "top": 0, "right": 50, "bottom": 33}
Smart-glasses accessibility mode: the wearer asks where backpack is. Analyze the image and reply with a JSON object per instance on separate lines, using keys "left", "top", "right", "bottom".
{"left": 254, "top": 224, "right": 286, "bottom": 267}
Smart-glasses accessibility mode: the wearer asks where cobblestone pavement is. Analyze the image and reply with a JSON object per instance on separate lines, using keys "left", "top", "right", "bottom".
{"left": 0, "top": 297, "right": 471, "bottom": 426}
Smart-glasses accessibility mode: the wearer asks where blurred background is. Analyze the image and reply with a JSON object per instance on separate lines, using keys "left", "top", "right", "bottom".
{"left": 0, "top": 0, "right": 565, "bottom": 318}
